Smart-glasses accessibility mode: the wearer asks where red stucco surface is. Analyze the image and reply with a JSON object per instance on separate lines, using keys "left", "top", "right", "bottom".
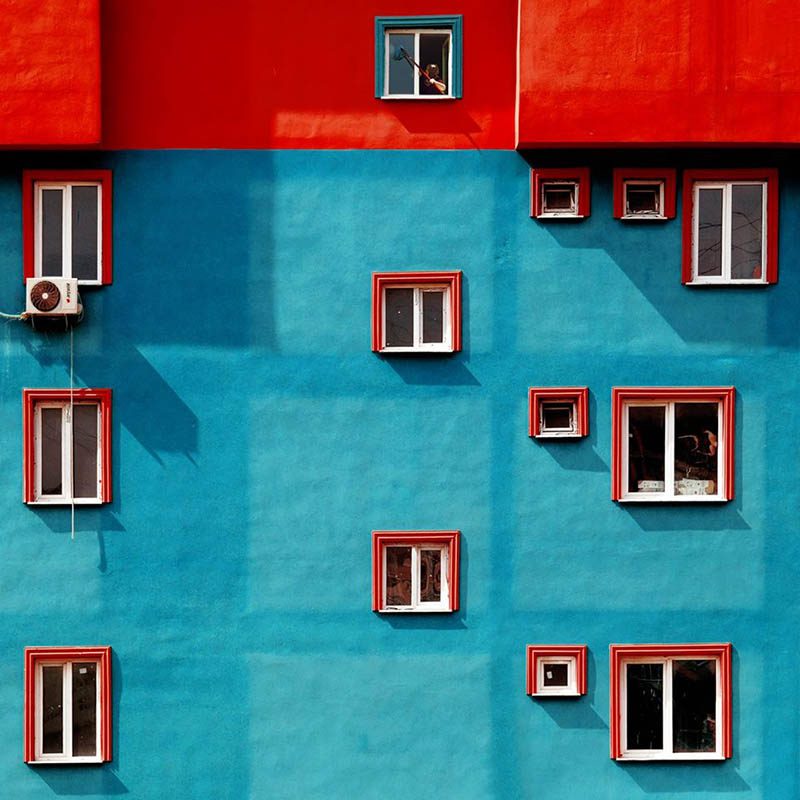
{"left": 0, "top": 0, "right": 100, "bottom": 146}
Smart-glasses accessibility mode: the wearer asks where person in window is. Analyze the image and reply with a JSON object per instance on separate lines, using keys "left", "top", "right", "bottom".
{"left": 420, "top": 63, "right": 446, "bottom": 95}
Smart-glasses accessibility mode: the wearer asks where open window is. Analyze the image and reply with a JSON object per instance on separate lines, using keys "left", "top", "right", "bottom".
{"left": 526, "top": 645, "right": 587, "bottom": 697}
{"left": 613, "top": 169, "right": 677, "bottom": 220}
{"left": 529, "top": 387, "right": 588, "bottom": 439}
{"left": 611, "top": 387, "right": 735, "bottom": 502}
{"left": 375, "top": 16, "right": 462, "bottom": 99}
{"left": 530, "top": 168, "right": 591, "bottom": 219}
{"left": 23, "top": 170, "right": 112, "bottom": 285}
{"left": 372, "top": 530, "right": 460, "bottom": 613}
{"left": 23, "top": 389, "right": 112, "bottom": 505}
{"left": 24, "top": 646, "right": 112, "bottom": 764}
{"left": 682, "top": 169, "right": 778, "bottom": 284}
{"left": 610, "top": 643, "right": 732, "bottom": 761}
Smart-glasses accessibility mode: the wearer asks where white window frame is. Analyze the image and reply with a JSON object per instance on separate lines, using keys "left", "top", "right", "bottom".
{"left": 539, "top": 180, "right": 580, "bottom": 218}
{"left": 623, "top": 179, "right": 666, "bottom": 220}
{"left": 383, "top": 28, "right": 453, "bottom": 99}
{"left": 619, "top": 654, "right": 724, "bottom": 761}
{"left": 691, "top": 180, "right": 768, "bottom": 284}
{"left": 34, "top": 181, "right": 103, "bottom": 285}
{"left": 34, "top": 658, "right": 102, "bottom": 764}
{"left": 536, "top": 656, "right": 578, "bottom": 696}
{"left": 382, "top": 543, "right": 450, "bottom": 612}
{"left": 33, "top": 400, "right": 103, "bottom": 505}
{"left": 620, "top": 400, "right": 725, "bottom": 502}
{"left": 538, "top": 400, "right": 578, "bottom": 438}
{"left": 381, "top": 284, "right": 451, "bottom": 352}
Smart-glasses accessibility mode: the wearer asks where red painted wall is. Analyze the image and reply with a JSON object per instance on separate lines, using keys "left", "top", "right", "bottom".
{"left": 0, "top": 0, "right": 100, "bottom": 146}
{"left": 100, "top": 0, "right": 516, "bottom": 149}
{"left": 518, "top": 0, "right": 800, "bottom": 147}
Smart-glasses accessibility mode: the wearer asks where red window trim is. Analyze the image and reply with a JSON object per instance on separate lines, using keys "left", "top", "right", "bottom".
{"left": 526, "top": 645, "right": 587, "bottom": 696}
{"left": 528, "top": 387, "right": 589, "bottom": 438}
{"left": 22, "top": 169, "right": 113, "bottom": 285}
{"left": 371, "top": 530, "right": 460, "bottom": 612}
{"left": 371, "top": 270, "right": 462, "bottom": 353}
{"left": 610, "top": 386, "right": 735, "bottom": 501}
{"left": 24, "top": 646, "right": 113, "bottom": 764}
{"left": 530, "top": 167, "right": 591, "bottom": 218}
{"left": 681, "top": 168, "right": 779, "bottom": 285}
{"left": 23, "top": 388, "right": 113, "bottom": 504}
{"left": 609, "top": 643, "right": 732, "bottom": 760}
{"left": 612, "top": 168, "right": 677, "bottom": 220}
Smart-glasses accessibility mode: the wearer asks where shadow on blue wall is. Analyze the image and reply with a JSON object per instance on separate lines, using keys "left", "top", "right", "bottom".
{"left": 537, "top": 390, "right": 607, "bottom": 472}
{"left": 537, "top": 651, "right": 608, "bottom": 730}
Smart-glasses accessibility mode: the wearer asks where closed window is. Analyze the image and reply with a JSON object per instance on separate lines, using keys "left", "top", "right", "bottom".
{"left": 529, "top": 387, "right": 588, "bottom": 439}
{"left": 526, "top": 645, "right": 587, "bottom": 697}
{"left": 530, "top": 168, "right": 591, "bottom": 219}
{"left": 613, "top": 169, "right": 677, "bottom": 220}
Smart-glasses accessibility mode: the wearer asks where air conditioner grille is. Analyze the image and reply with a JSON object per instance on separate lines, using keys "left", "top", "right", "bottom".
{"left": 29, "top": 281, "right": 61, "bottom": 312}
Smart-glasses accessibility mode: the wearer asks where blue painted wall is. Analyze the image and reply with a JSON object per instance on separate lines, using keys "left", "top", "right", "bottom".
{"left": 0, "top": 149, "right": 797, "bottom": 798}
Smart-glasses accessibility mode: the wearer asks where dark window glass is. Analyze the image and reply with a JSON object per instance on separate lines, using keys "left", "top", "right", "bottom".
{"left": 626, "top": 184, "right": 661, "bottom": 215}
{"left": 697, "top": 188, "right": 723, "bottom": 276}
{"left": 627, "top": 406, "right": 665, "bottom": 493}
{"left": 543, "top": 185, "right": 575, "bottom": 211}
{"left": 71, "top": 186, "right": 99, "bottom": 281}
{"left": 731, "top": 184, "right": 763, "bottom": 279}
{"left": 673, "top": 660, "right": 716, "bottom": 753}
{"left": 41, "top": 189, "right": 63, "bottom": 277}
{"left": 41, "top": 407, "right": 63, "bottom": 496}
{"left": 543, "top": 662, "right": 569, "bottom": 687}
{"left": 386, "top": 546, "right": 412, "bottom": 605}
{"left": 419, "top": 549, "right": 441, "bottom": 602}
{"left": 42, "top": 666, "right": 63, "bottom": 754}
{"left": 674, "top": 403, "right": 718, "bottom": 495}
{"left": 541, "top": 403, "right": 573, "bottom": 431}
{"left": 626, "top": 663, "right": 663, "bottom": 750}
{"left": 421, "top": 291, "right": 444, "bottom": 343}
{"left": 419, "top": 33, "right": 449, "bottom": 94}
{"left": 73, "top": 405, "right": 99, "bottom": 499}
{"left": 385, "top": 288, "right": 414, "bottom": 347}
{"left": 388, "top": 33, "right": 415, "bottom": 94}
{"left": 72, "top": 662, "right": 97, "bottom": 756}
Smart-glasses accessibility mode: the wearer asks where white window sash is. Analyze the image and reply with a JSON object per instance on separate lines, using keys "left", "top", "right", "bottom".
{"left": 381, "top": 284, "right": 451, "bottom": 352}
{"left": 382, "top": 544, "right": 449, "bottom": 611}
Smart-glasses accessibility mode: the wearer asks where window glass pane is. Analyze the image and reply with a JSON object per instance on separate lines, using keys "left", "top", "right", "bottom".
{"left": 543, "top": 185, "right": 575, "bottom": 211}
{"left": 73, "top": 404, "right": 99, "bottom": 499}
{"left": 421, "top": 290, "right": 444, "bottom": 343}
{"left": 626, "top": 184, "right": 661, "bottom": 214}
{"left": 673, "top": 660, "right": 716, "bottom": 753}
{"left": 626, "top": 662, "right": 663, "bottom": 750}
{"left": 387, "top": 33, "right": 415, "bottom": 94}
{"left": 731, "top": 184, "right": 763, "bottom": 279}
{"left": 41, "top": 407, "right": 63, "bottom": 496}
{"left": 674, "top": 403, "right": 718, "bottom": 495}
{"left": 72, "top": 662, "right": 97, "bottom": 756}
{"left": 71, "top": 186, "right": 99, "bottom": 281}
{"left": 385, "top": 288, "right": 414, "bottom": 347}
{"left": 697, "top": 188, "right": 723, "bottom": 276}
{"left": 385, "top": 546, "right": 412, "bottom": 605}
{"left": 42, "top": 665, "right": 63, "bottom": 754}
{"left": 541, "top": 403, "right": 573, "bottom": 431}
{"left": 419, "top": 549, "right": 441, "bottom": 602}
{"left": 41, "top": 189, "right": 64, "bottom": 277}
{"left": 627, "top": 406, "right": 665, "bottom": 493}
{"left": 543, "top": 662, "right": 569, "bottom": 687}
{"left": 419, "top": 33, "right": 449, "bottom": 94}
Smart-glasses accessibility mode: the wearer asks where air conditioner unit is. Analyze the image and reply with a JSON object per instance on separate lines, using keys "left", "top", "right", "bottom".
{"left": 26, "top": 278, "right": 81, "bottom": 316}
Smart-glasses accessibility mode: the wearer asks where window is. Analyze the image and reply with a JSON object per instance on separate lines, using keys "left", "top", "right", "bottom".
{"left": 613, "top": 168, "right": 677, "bottom": 220}
{"left": 530, "top": 168, "right": 591, "bottom": 219}
{"left": 23, "top": 389, "right": 112, "bottom": 505}
{"left": 611, "top": 387, "right": 734, "bottom": 502}
{"left": 526, "top": 645, "right": 587, "bottom": 697}
{"left": 24, "top": 646, "right": 112, "bottom": 764}
{"left": 529, "top": 387, "right": 588, "bottom": 439}
{"left": 682, "top": 169, "right": 778, "bottom": 284}
{"left": 372, "top": 530, "right": 460, "bottom": 612}
{"left": 375, "top": 16, "right": 463, "bottom": 99}
{"left": 23, "top": 170, "right": 112, "bottom": 285}
{"left": 610, "top": 643, "right": 732, "bottom": 761}
{"left": 371, "top": 271, "right": 462, "bottom": 353}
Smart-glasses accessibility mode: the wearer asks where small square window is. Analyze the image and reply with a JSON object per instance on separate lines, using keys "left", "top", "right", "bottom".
{"left": 529, "top": 387, "right": 588, "bottom": 439}
{"left": 610, "top": 643, "right": 732, "bottom": 761}
{"left": 372, "top": 271, "right": 462, "bottom": 353}
{"left": 526, "top": 645, "right": 587, "bottom": 697}
{"left": 372, "top": 530, "right": 460, "bottom": 613}
{"left": 23, "top": 388, "right": 112, "bottom": 505}
{"left": 530, "top": 168, "right": 590, "bottom": 219}
{"left": 375, "top": 16, "right": 462, "bottom": 99}
{"left": 613, "top": 169, "right": 677, "bottom": 221}
{"left": 23, "top": 170, "right": 112, "bottom": 285}
{"left": 24, "top": 646, "right": 112, "bottom": 764}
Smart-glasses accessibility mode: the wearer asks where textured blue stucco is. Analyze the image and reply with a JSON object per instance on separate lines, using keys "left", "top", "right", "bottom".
{"left": 0, "top": 149, "right": 797, "bottom": 798}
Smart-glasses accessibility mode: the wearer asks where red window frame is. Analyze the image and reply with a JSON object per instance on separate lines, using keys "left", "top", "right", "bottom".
{"left": 613, "top": 168, "right": 677, "bottom": 220}
{"left": 372, "top": 530, "right": 460, "bottom": 612}
{"left": 609, "top": 643, "right": 732, "bottom": 760}
{"left": 530, "top": 167, "right": 591, "bottom": 219}
{"left": 681, "top": 168, "right": 779, "bottom": 285}
{"left": 611, "top": 386, "right": 735, "bottom": 502}
{"left": 24, "top": 646, "right": 113, "bottom": 764}
{"left": 526, "top": 645, "right": 587, "bottom": 697}
{"left": 23, "top": 388, "right": 113, "bottom": 504}
{"left": 371, "top": 270, "right": 462, "bottom": 353}
{"left": 528, "top": 387, "right": 589, "bottom": 438}
{"left": 22, "top": 169, "right": 113, "bottom": 285}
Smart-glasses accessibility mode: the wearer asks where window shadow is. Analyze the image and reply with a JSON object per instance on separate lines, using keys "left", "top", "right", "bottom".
{"left": 618, "top": 762, "right": 750, "bottom": 794}
{"left": 30, "top": 767, "right": 129, "bottom": 796}
{"left": 537, "top": 391, "right": 608, "bottom": 472}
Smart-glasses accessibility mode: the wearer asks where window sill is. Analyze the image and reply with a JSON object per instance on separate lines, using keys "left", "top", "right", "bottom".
{"left": 617, "top": 753, "right": 725, "bottom": 762}
{"left": 620, "top": 214, "right": 668, "bottom": 221}
{"left": 27, "top": 498, "right": 104, "bottom": 506}
{"left": 687, "top": 279, "right": 768, "bottom": 287}
{"left": 29, "top": 757, "right": 104, "bottom": 765}
{"left": 535, "top": 432, "right": 581, "bottom": 439}
{"left": 536, "top": 213, "right": 585, "bottom": 220}
{"left": 617, "top": 495, "right": 727, "bottom": 504}
{"left": 531, "top": 690, "right": 581, "bottom": 698}
{"left": 380, "top": 94, "right": 455, "bottom": 100}
{"left": 379, "top": 346, "right": 454, "bottom": 354}
{"left": 378, "top": 606, "right": 452, "bottom": 613}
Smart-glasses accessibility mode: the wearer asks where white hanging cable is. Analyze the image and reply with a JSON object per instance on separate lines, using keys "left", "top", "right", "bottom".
{"left": 70, "top": 325, "right": 75, "bottom": 541}
{"left": 0, "top": 311, "right": 26, "bottom": 320}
